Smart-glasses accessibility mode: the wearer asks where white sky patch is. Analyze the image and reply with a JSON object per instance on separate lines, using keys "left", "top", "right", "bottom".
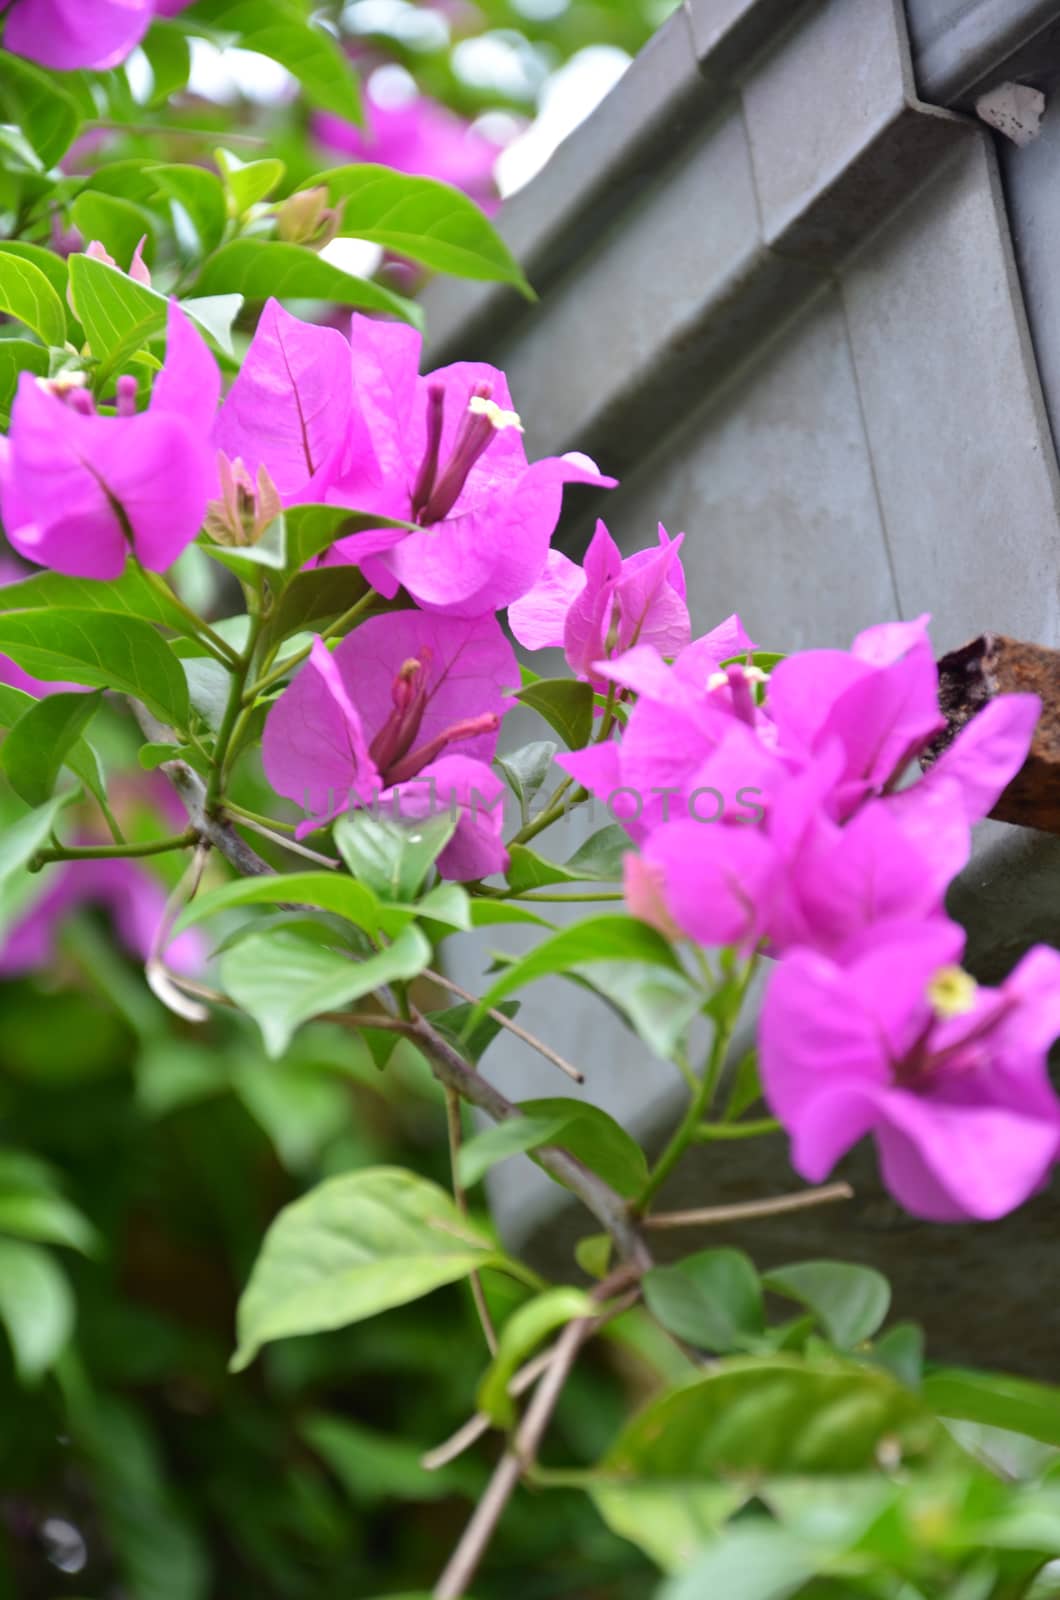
{"left": 496, "top": 43, "right": 631, "bottom": 196}
{"left": 343, "top": 0, "right": 450, "bottom": 52}
{"left": 188, "top": 38, "right": 295, "bottom": 104}
{"left": 452, "top": 30, "right": 553, "bottom": 101}
{"left": 319, "top": 236, "right": 386, "bottom": 280}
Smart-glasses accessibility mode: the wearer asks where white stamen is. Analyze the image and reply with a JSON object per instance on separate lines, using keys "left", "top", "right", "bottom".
{"left": 468, "top": 394, "right": 524, "bottom": 433}
{"left": 706, "top": 665, "right": 769, "bottom": 692}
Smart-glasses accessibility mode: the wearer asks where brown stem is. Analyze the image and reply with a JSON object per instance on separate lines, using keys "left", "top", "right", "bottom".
{"left": 426, "top": 968, "right": 584, "bottom": 1083}
{"left": 642, "top": 1183, "right": 854, "bottom": 1230}
{"left": 433, "top": 1270, "right": 637, "bottom": 1600}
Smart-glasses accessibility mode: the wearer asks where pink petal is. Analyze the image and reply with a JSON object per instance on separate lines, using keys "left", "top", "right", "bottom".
{"left": 213, "top": 299, "right": 353, "bottom": 500}
{"left": 918, "top": 693, "right": 1041, "bottom": 826}
{"left": 151, "top": 300, "right": 220, "bottom": 437}
{"left": 387, "top": 755, "right": 509, "bottom": 881}
{"left": 4, "top": 0, "right": 153, "bottom": 69}
{"left": 509, "top": 547, "right": 587, "bottom": 651}
{"left": 262, "top": 638, "right": 378, "bottom": 822}
{"left": 642, "top": 819, "right": 778, "bottom": 951}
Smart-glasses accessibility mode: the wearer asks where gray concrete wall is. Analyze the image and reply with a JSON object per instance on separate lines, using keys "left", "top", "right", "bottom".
{"left": 426, "top": 0, "right": 1060, "bottom": 1372}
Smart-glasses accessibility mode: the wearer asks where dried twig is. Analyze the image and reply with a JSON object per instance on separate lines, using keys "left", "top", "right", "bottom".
{"left": 426, "top": 968, "right": 584, "bottom": 1083}
{"left": 642, "top": 1182, "right": 854, "bottom": 1230}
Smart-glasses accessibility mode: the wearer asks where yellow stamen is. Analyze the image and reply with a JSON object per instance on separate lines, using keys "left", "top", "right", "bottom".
{"left": 927, "top": 965, "right": 979, "bottom": 1020}
{"left": 468, "top": 395, "right": 524, "bottom": 433}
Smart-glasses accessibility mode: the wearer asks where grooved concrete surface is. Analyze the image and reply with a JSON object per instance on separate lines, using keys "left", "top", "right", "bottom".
{"left": 432, "top": 0, "right": 1060, "bottom": 1368}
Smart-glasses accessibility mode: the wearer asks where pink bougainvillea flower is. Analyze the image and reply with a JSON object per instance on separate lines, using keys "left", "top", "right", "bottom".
{"left": 262, "top": 611, "right": 518, "bottom": 878}
{"left": 323, "top": 317, "right": 616, "bottom": 616}
{"left": 212, "top": 299, "right": 355, "bottom": 505}
{"left": 0, "top": 301, "right": 218, "bottom": 579}
{"left": 313, "top": 86, "right": 505, "bottom": 212}
{"left": 760, "top": 918, "right": 1060, "bottom": 1221}
{"left": 509, "top": 521, "right": 690, "bottom": 689}
{"left": 1, "top": 0, "right": 159, "bottom": 70}
{"left": 0, "top": 857, "right": 202, "bottom": 977}
{"left": 557, "top": 617, "right": 767, "bottom": 842}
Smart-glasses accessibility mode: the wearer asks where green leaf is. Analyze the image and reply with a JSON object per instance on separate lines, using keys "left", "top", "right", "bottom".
{"left": 195, "top": 238, "right": 421, "bottom": 326}
{"left": 0, "top": 337, "right": 49, "bottom": 415}
{"left": 0, "top": 250, "right": 67, "bottom": 346}
{"left": 334, "top": 811, "right": 457, "bottom": 902}
{"left": 496, "top": 739, "right": 557, "bottom": 828}
{"left": 762, "top": 1262, "right": 891, "bottom": 1350}
{"left": 658, "top": 1524, "right": 818, "bottom": 1600}
{"left": 180, "top": 292, "right": 243, "bottom": 356}
{"left": 140, "top": 21, "right": 192, "bottom": 107}
{"left": 0, "top": 240, "right": 69, "bottom": 303}
{"left": 469, "top": 915, "right": 685, "bottom": 1028}
{"left": 280, "top": 503, "right": 418, "bottom": 578}
{"left": 233, "top": 1166, "right": 500, "bottom": 1370}
{"left": 592, "top": 1355, "right": 954, "bottom": 1571}
{"left": 0, "top": 611, "right": 191, "bottom": 728}
{"left": 214, "top": 147, "right": 285, "bottom": 211}
{"left": 220, "top": 925, "right": 430, "bottom": 1056}
{"left": 456, "top": 1112, "right": 574, "bottom": 1189}
{"left": 310, "top": 165, "right": 531, "bottom": 292}
{"left": 0, "top": 561, "right": 199, "bottom": 638}
{"left": 505, "top": 825, "right": 629, "bottom": 893}
{"left": 0, "top": 1237, "right": 74, "bottom": 1383}
{"left": 302, "top": 1413, "right": 466, "bottom": 1505}
{"left": 70, "top": 191, "right": 156, "bottom": 271}
{"left": 575, "top": 1232, "right": 612, "bottom": 1279}
{"left": 478, "top": 1287, "right": 595, "bottom": 1427}
{"left": 0, "top": 1192, "right": 100, "bottom": 1255}
{"left": 0, "top": 54, "right": 79, "bottom": 166}
{"left": 0, "top": 689, "right": 103, "bottom": 806}
{"left": 514, "top": 677, "right": 595, "bottom": 750}
{"left": 67, "top": 251, "right": 166, "bottom": 377}
{"left": 241, "top": 20, "right": 362, "bottom": 122}
{"left": 149, "top": 163, "right": 226, "bottom": 254}
{"left": 426, "top": 999, "right": 520, "bottom": 1064}
{"left": 923, "top": 1369, "right": 1060, "bottom": 1450}
{"left": 644, "top": 1250, "right": 764, "bottom": 1354}
{"left": 0, "top": 792, "right": 74, "bottom": 905}
{"left": 521, "top": 1097, "right": 649, "bottom": 1198}
{"left": 172, "top": 869, "right": 387, "bottom": 942}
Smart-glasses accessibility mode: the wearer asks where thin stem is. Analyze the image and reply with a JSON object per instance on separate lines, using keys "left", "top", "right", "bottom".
{"left": 87, "top": 120, "right": 268, "bottom": 147}
{"left": 433, "top": 1269, "right": 637, "bottom": 1600}
{"left": 632, "top": 957, "right": 757, "bottom": 1216}
{"left": 31, "top": 830, "right": 196, "bottom": 867}
{"left": 509, "top": 777, "right": 578, "bottom": 848}
{"left": 643, "top": 1183, "right": 854, "bottom": 1230}
{"left": 427, "top": 970, "right": 584, "bottom": 1083}
{"left": 141, "top": 568, "right": 241, "bottom": 668}
{"left": 243, "top": 590, "right": 378, "bottom": 703}
{"left": 225, "top": 808, "right": 339, "bottom": 867}
{"left": 445, "top": 1087, "right": 498, "bottom": 1356}
{"left": 223, "top": 800, "right": 297, "bottom": 834}
{"left": 693, "top": 1117, "right": 782, "bottom": 1142}
{"left": 510, "top": 889, "right": 624, "bottom": 903}
{"left": 206, "top": 617, "right": 263, "bottom": 812}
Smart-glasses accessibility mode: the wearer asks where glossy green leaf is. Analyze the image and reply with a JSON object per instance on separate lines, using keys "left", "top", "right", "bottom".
{"left": 173, "top": 870, "right": 388, "bottom": 942}
{"left": 67, "top": 251, "right": 166, "bottom": 377}
{"left": 0, "top": 1192, "right": 101, "bottom": 1256}
{"left": 496, "top": 740, "right": 557, "bottom": 828}
{"left": 514, "top": 677, "right": 595, "bottom": 750}
{"left": 334, "top": 811, "right": 457, "bottom": 902}
{"left": 0, "top": 54, "right": 79, "bottom": 166}
{"left": 194, "top": 239, "right": 420, "bottom": 326}
{"left": 0, "top": 689, "right": 103, "bottom": 807}
{"left": 0, "top": 611, "right": 191, "bottom": 728}
{"left": 310, "top": 164, "right": 531, "bottom": 291}
{"left": 469, "top": 915, "right": 685, "bottom": 1029}
{"left": 923, "top": 1368, "right": 1060, "bottom": 1449}
{"left": 521, "top": 1097, "right": 649, "bottom": 1198}
{"left": 456, "top": 1112, "right": 574, "bottom": 1189}
{"left": 644, "top": 1250, "right": 764, "bottom": 1354}
{"left": 233, "top": 1166, "right": 499, "bottom": 1369}
{"left": 0, "top": 561, "right": 198, "bottom": 637}
{"left": 149, "top": 163, "right": 226, "bottom": 254}
{"left": 0, "top": 1237, "right": 74, "bottom": 1383}
{"left": 0, "top": 239, "right": 70, "bottom": 302}
{"left": 0, "top": 792, "right": 74, "bottom": 904}
{"left": 70, "top": 191, "right": 156, "bottom": 271}
{"left": 762, "top": 1262, "right": 891, "bottom": 1350}
{"left": 199, "top": 1, "right": 362, "bottom": 122}
{"left": 220, "top": 924, "right": 430, "bottom": 1056}
{"left": 0, "top": 337, "right": 49, "bottom": 416}
{"left": 214, "top": 147, "right": 286, "bottom": 212}
{"left": 0, "top": 250, "right": 67, "bottom": 346}
{"left": 140, "top": 21, "right": 192, "bottom": 107}
{"left": 478, "top": 1287, "right": 595, "bottom": 1426}
{"left": 658, "top": 1524, "right": 818, "bottom": 1600}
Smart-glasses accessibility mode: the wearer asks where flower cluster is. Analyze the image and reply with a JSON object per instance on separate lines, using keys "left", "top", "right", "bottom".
{"left": 562, "top": 613, "right": 1060, "bottom": 1220}
{"left": 4, "top": 273, "right": 1058, "bottom": 1227}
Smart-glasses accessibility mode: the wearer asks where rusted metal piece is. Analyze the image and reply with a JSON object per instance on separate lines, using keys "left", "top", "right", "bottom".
{"left": 925, "top": 633, "right": 1060, "bottom": 834}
